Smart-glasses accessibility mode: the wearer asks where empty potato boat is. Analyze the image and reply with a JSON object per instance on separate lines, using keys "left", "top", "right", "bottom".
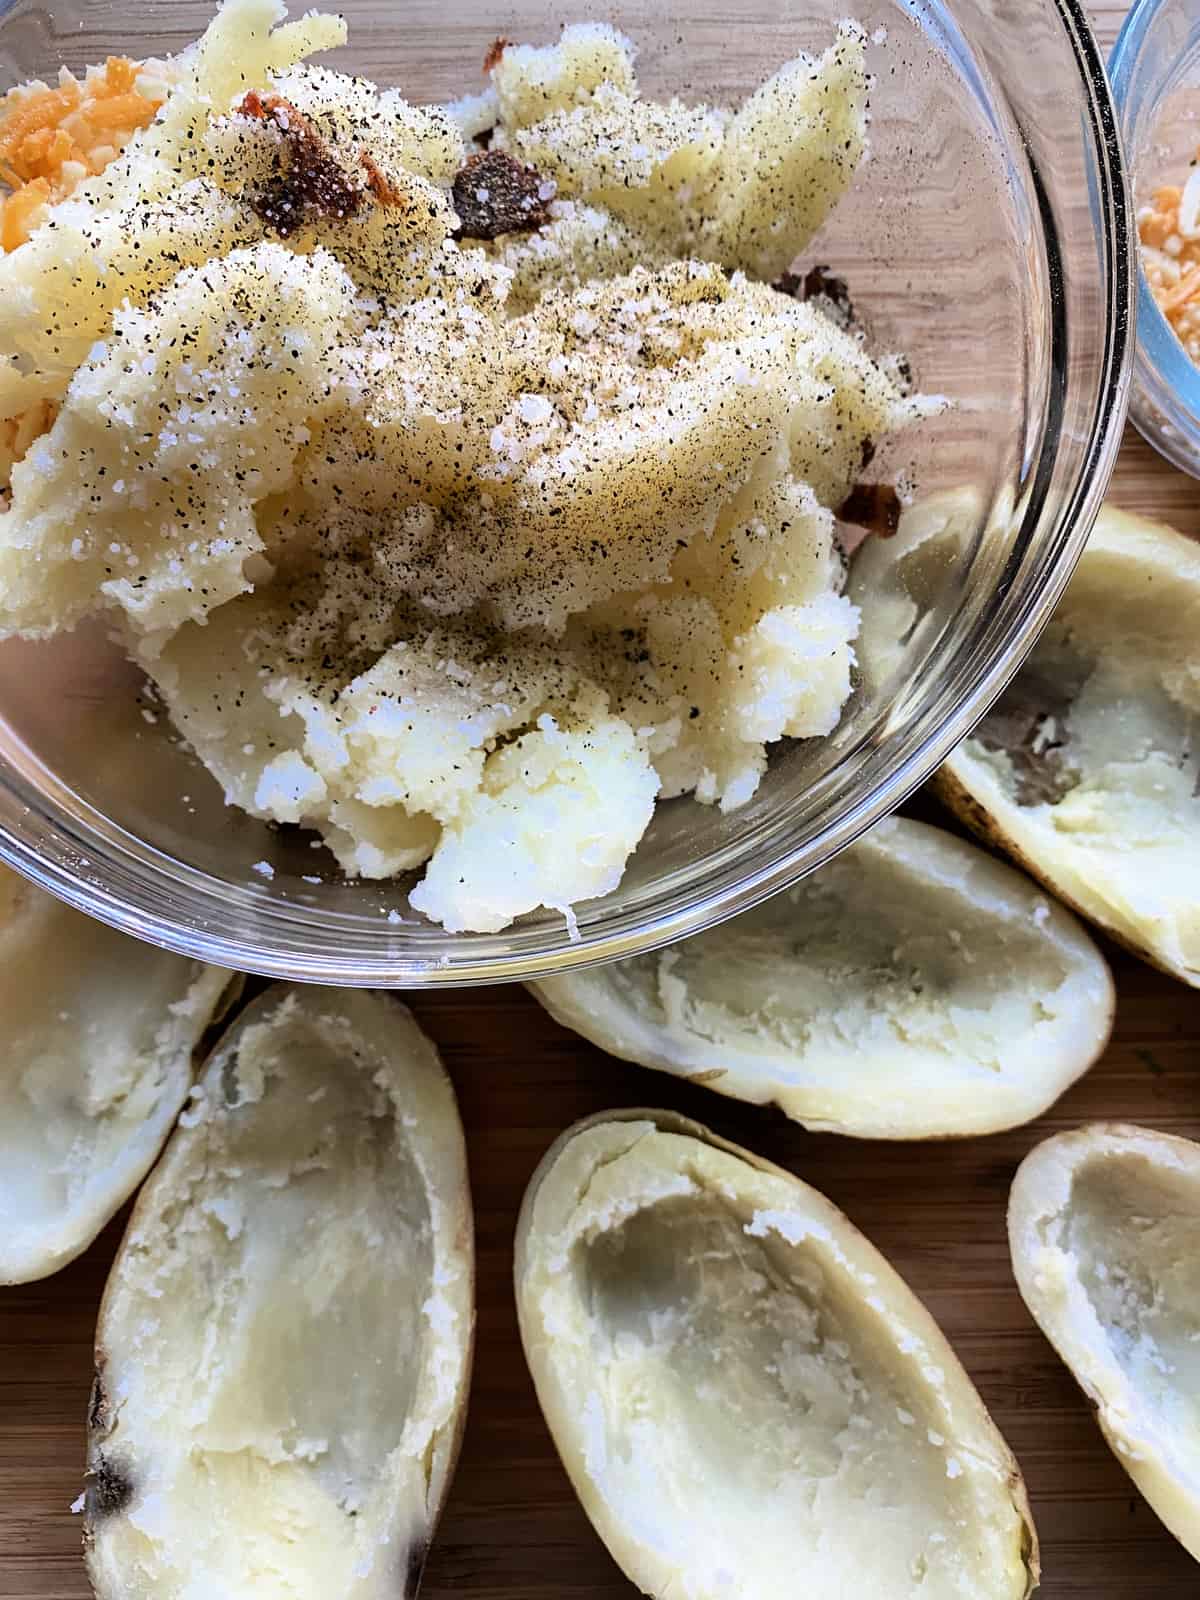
{"left": 85, "top": 984, "right": 473, "bottom": 1600}
{"left": 0, "top": 863, "right": 235, "bottom": 1284}
{"left": 517, "top": 1111, "right": 1038, "bottom": 1599}
{"left": 530, "top": 816, "right": 1112, "bottom": 1138}
{"left": 1010, "top": 1122, "right": 1200, "bottom": 1561}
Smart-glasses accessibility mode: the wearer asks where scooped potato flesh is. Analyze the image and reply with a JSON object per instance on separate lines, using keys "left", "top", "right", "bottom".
{"left": 518, "top": 1119, "right": 1035, "bottom": 1600}
{"left": 0, "top": 864, "right": 232, "bottom": 1284}
{"left": 916, "top": 506, "right": 1200, "bottom": 983}
{"left": 1010, "top": 1125, "right": 1200, "bottom": 1556}
{"left": 86, "top": 986, "right": 472, "bottom": 1600}
{"left": 0, "top": 0, "right": 938, "bottom": 932}
{"left": 531, "top": 816, "right": 1112, "bottom": 1137}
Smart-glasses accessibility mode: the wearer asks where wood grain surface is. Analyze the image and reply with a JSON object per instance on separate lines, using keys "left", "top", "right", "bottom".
{"left": 3, "top": 2, "right": 1200, "bottom": 1597}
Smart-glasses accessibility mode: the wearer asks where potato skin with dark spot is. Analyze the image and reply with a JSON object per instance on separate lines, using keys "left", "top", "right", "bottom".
{"left": 84, "top": 1360, "right": 134, "bottom": 1545}
{"left": 87, "top": 1455, "right": 135, "bottom": 1522}
{"left": 935, "top": 764, "right": 1169, "bottom": 980}
{"left": 82, "top": 986, "right": 474, "bottom": 1600}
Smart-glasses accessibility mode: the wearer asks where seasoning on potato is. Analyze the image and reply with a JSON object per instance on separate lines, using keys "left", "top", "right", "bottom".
{"left": 516, "top": 1111, "right": 1039, "bottom": 1600}
{"left": 85, "top": 984, "right": 473, "bottom": 1600}
{"left": 0, "top": 862, "right": 235, "bottom": 1285}
{"left": 1009, "top": 1123, "right": 1200, "bottom": 1561}
{"left": 530, "top": 815, "right": 1113, "bottom": 1138}
{"left": 0, "top": 0, "right": 940, "bottom": 933}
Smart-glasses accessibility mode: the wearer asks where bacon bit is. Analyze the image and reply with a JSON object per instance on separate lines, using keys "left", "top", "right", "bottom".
{"left": 482, "top": 37, "right": 511, "bottom": 75}
{"left": 451, "top": 149, "right": 552, "bottom": 241}
{"left": 838, "top": 483, "right": 902, "bottom": 539}
{"left": 239, "top": 90, "right": 363, "bottom": 237}
{"left": 774, "top": 264, "right": 855, "bottom": 324}
{"left": 360, "top": 150, "right": 403, "bottom": 208}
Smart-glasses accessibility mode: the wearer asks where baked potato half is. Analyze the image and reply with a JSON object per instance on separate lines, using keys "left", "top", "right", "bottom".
{"left": 855, "top": 502, "right": 1200, "bottom": 986}
{"left": 1010, "top": 1123, "right": 1200, "bottom": 1561}
{"left": 530, "top": 817, "right": 1112, "bottom": 1138}
{"left": 516, "top": 1111, "right": 1038, "bottom": 1599}
{"left": 85, "top": 984, "right": 473, "bottom": 1600}
{"left": 0, "top": 863, "right": 235, "bottom": 1284}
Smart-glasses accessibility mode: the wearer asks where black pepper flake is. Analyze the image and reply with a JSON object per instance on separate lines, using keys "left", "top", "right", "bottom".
{"left": 451, "top": 150, "right": 553, "bottom": 242}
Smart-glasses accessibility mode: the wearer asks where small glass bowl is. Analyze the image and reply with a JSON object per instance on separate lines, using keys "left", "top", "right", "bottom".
{"left": 1112, "top": 0, "right": 1200, "bottom": 476}
{"left": 0, "top": 0, "right": 1132, "bottom": 986}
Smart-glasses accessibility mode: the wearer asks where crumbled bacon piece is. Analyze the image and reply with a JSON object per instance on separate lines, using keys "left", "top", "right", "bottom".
{"left": 239, "top": 90, "right": 362, "bottom": 237}
{"left": 360, "top": 150, "right": 403, "bottom": 208}
{"left": 774, "top": 264, "right": 855, "bottom": 323}
{"left": 483, "top": 37, "right": 511, "bottom": 75}
{"left": 451, "top": 149, "right": 553, "bottom": 241}
{"left": 837, "top": 483, "right": 902, "bottom": 539}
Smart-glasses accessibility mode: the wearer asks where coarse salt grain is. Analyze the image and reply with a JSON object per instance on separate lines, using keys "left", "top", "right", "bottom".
{"left": 518, "top": 393, "right": 554, "bottom": 425}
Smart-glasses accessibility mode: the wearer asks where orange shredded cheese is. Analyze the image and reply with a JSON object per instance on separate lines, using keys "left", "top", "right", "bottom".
{"left": 0, "top": 57, "right": 166, "bottom": 251}
{"left": 0, "top": 56, "right": 168, "bottom": 486}
{"left": 1138, "top": 165, "right": 1200, "bottom": 362}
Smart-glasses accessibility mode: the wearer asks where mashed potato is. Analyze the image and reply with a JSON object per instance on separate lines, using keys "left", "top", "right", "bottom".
{"left": 0, "top": 0, "right": 936, "bottom": 932}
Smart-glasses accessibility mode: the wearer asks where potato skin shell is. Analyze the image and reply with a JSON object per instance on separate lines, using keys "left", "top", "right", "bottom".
{"left": 83, "top": 986, "right": 475, "bottom": 1600}
{"left": 1008, "top": 1123, "right": 1200, "bottom": 1564}
{"left": 516, "top": 1106, "right": 1040, "bottom": 1598}
{"left": 935, "top": 764, "right": 1186, "bottom": 985}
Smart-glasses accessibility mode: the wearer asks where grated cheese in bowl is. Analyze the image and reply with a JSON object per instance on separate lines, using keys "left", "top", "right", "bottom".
{"left": 0, "top": 55, "right": 174, "bottom": 483}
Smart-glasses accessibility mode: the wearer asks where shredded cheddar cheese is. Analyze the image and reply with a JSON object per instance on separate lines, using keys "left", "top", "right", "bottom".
{"left": 0, "top": 57, "right": 169, "bottom": 246}
{"left": 1138, "top": 166, "right": 1200, "bottom": 362}
{"left": 0, "top": 57, "right": 171, "bottom": 484}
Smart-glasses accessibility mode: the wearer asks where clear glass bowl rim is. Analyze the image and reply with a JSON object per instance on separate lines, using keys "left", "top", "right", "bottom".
{"left": 0, "top": 0, "right": 1133, "bottom": 986}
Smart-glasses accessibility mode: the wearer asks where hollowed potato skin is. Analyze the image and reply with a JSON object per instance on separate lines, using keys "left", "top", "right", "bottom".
{"left": 85, "top": 984, "right": 474, "bottom": 1600}
{"left": 516, "top": 1109, "right": 1039, "bottom": 1600}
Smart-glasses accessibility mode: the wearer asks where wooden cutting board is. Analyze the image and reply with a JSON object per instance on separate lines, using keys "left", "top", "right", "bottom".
{"left": 4, "top": 3, "right": 1200, "bottom": 1596}
{"left": 5, "top": 959, "right": 1200, "bottom": 1600}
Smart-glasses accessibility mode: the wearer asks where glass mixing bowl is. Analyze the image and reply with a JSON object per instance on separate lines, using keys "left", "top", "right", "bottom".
{"left": 1111, "top": 0, "right": 1200, "bottom": 477}
{"left": 0, "top": 0, "right": 1131, "bottom": 985}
